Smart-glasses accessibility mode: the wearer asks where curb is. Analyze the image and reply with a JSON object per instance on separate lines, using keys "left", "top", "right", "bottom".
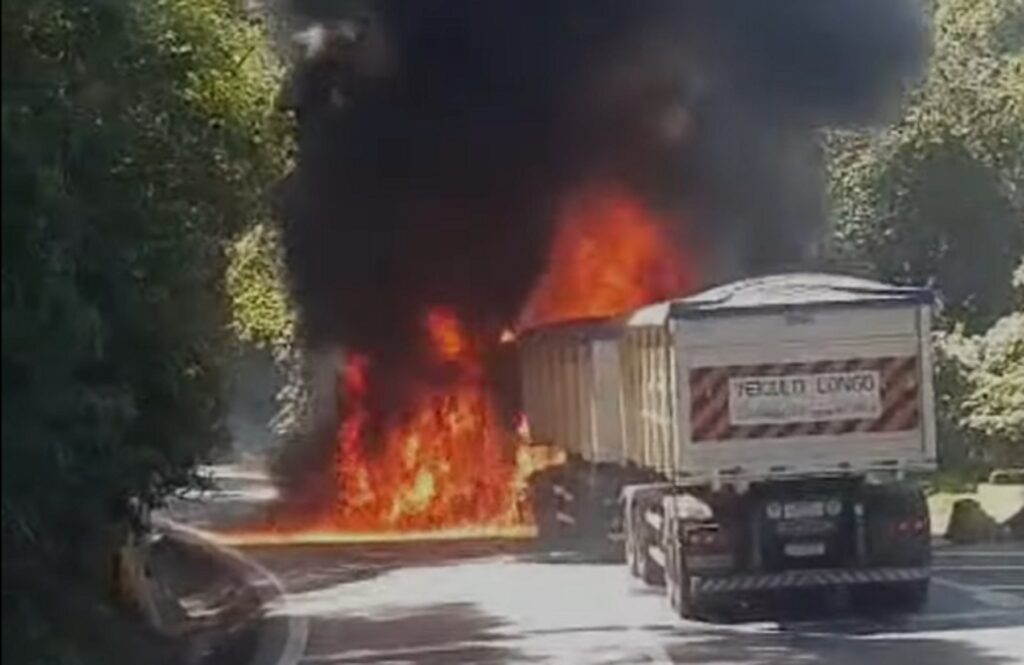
{"left": 154, "top": 517, "right": 308, "bottom": 665}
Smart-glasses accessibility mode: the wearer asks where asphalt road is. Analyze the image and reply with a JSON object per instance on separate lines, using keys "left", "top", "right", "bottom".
{"left": 171, "top": 467, "right": 1024, "bottom": 665}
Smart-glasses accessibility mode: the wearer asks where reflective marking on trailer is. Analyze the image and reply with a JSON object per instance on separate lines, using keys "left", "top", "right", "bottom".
{"left": 552, "top": 485, "right": 574, "bottom": 502}
{"left": 694, "top": 567, "right": 930, "bottom": 593}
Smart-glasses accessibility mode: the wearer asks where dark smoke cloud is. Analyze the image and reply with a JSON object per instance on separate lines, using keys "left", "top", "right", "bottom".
{"left": 279, "top": 0, "right": 925, "bottom": 419}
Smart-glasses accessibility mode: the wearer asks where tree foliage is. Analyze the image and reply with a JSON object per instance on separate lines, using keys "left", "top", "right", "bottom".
{"left": 828, "top": 0, "right": 1024, "bottom": 330}
{"left": 226, "top": 221, "right": 296, "bottom": 355}
{"left": 935, "top": 261, "right": 1024, "bottom": 469}
{"left": 827, "top": 0, "right": 1023, "bottom": 471}
{"left": 1, "top": 0, "right": 289, "bottom": 660}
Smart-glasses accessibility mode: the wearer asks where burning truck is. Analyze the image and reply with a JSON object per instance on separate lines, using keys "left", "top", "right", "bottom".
{"left": 263, "top": 0, "right": 933, "bottom": 608}
{"left": 519, "top": 272, "right": 936, "bottom": 617}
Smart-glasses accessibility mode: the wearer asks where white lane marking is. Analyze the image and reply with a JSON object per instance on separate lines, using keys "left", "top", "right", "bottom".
{"left": 159, "top": 519, "right": 309, "bottom": 665}
{"left": 933, "top": 565, "right": 1024, "bottom": 571}
{"left": 300, "top": 634, "right": 674, "bottom": 665}
{"left": 985, "top": 585, "right": 1024, "bottom": 591}
{"left": 300, "top": 643, "right": 496, "bottom": 663}
{"left": 932, "top": 576, "right": 1024, "bottom": 609}
{"left": 788, "top": 608, "right": 1021, "bottom": 634}
{"left": 934, "top": 551, "right": 1024, "bottom": 557}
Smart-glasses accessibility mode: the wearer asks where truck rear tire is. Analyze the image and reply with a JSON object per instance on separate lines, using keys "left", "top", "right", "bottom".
{"left": 666, "top": 542, "right": 724, "bottom": 620}
{"left": 639, "top": 545, "right": 664, "bottom": 586}
{"left": 666, "top": 543, "right": 694, "bottom": 618}
{"left": 531, "top": 475, "right": 561, "bottom": 544}
{"left": 850, "top": 579, "right": 929, "bottom": 614}
{"left": 626, "top": 533, "right": 641, "bottom": 578}
{"left": 667, "top": 570, "right": 688, "bottom": 616}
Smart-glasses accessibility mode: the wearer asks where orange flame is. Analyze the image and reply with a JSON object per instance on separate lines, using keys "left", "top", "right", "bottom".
{"left": 234, "top": 184, "right": 696, "bottom": 544}
{"left": 521, "top": 184, "right": 697, "bottom": 327}
{"left": 327, "top": 308, "right": 539, "bottom": 535}
{"left": 426, "top": 308, "right": 468, "bottom": 362}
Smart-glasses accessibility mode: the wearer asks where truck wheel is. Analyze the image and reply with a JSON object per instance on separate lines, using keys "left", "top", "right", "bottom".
{"left": 850, "top": 580, "right": 929, "bottom": 614}
{"left": 639, "top": 542, "right": 664, "bottom": 586}
{"left": 667, "top": 546, "right": 693, "bottom": 617}
{"left": 667, "top": 569, "right": 685, "bottom": 614}
{"left": 626, "top": 533, "right": 641, "bottom": 578}
{"left": 531, "top": 478, "right": 559, "bottom": 544}
{"left": 667, "top": 543, "right": 717, "bottom": 620}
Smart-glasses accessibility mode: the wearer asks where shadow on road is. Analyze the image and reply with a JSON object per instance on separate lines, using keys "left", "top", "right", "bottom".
{"left": 658, "top": 628, "right": 1019, "bottom": 665}
{"left": 240, "top": 540, "right": 1023, "bottom": 664}
{"left": 287, "top": 601, "right": 534, "bottom": 664}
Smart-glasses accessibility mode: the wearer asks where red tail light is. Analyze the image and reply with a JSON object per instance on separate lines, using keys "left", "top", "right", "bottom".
{"left": 890, "top": 517, "right": 928, "bottom": 538}
{"left": 684, "top": 527, "right": 729, "bottom": 552}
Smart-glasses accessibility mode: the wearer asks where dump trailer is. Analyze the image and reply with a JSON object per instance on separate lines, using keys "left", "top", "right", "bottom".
{"left": 519, "top": 318, "right": 655, "bottom": 544}
{"left": 520, "top": 273, "right": 937, "bottom": 617}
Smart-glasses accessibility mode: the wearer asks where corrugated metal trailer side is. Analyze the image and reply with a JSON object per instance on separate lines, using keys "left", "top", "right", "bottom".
{"left": 620, "top": 324, "right": 677, "bottom": 475}
{"left": 622, "top": 274, "right": 937, "bottom": 484}
{"left": 519, "top": 320, "right": 626, "bottom": 463}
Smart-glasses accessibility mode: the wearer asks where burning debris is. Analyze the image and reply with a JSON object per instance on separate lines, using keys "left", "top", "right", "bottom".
{"left": 259, "top": 0, "right": 924, "bottom": 539}
{"left": 331, "top": 310, "right": 530, "bottom": 533}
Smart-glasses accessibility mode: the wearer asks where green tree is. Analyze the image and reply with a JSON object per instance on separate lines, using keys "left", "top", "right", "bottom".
{"left": 1, "top": 0, "right": 289, "bottom": 660}
{"left": 936, "top": 260, "right": 1024, "bottom": 469}
{"left": 227, "top": 222, "right": 296, "bottom": 356}
{"left": 828, "top": 0, "right": 1024, "bottom": 330}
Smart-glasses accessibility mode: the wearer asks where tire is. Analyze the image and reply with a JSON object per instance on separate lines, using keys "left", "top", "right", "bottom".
{"left": 850, "top": 579, "right": 930, "bottom": 614}
{"left": 667, "top": 542, "right": 723, "bottom": 620}
{"left": 667, "top": 569, "right": 686, "bottom": 614}
{"left": 639, "top": 541, "right": 665, "bottom": 586}
{"left": 667, "top": 544, "right": 693, "bottom": 617}
{"left": 532, "top": 478, "right": 560, "bottom": 544}
{"left": 626, "top": 533, "right": 641, "bottom": 578}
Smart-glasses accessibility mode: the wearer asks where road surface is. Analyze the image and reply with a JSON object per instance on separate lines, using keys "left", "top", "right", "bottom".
{"left": 169, "top": 467, "right": 1024, "bottom": 665}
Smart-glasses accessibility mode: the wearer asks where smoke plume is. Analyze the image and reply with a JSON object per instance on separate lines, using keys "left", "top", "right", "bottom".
{"left": 279, "top": 0, "right": 925, "bottom": 426}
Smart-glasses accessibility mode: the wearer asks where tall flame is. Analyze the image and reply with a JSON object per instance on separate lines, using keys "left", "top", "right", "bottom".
{"left": 521, "top": 184, "right": 697, "bottom": 327}
{"left": 329, "top": 309, "right": 541, "bottom": 535}
{"left": 233, "top": 183, "right": 692, "bottom": 544}
{"left": 318, "top": 185, "right": 694, "bottom": 538}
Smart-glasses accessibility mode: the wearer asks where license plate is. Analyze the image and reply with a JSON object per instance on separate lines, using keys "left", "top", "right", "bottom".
{"left": 784, "top": 501, "right": 825, "bottom": 519}
{"left": 785, "top": 541, "right": 826, "bottom": 557}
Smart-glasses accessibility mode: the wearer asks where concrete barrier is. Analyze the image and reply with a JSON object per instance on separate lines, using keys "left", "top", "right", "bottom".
{"left": 946, "top": 498, "right": 1001, "bottom": 544}
{"left": 929, "top": 482, "right": 1024, "bottom": 541}
{"left": 976, "top": 483, "right": 1024, "bottom": 523}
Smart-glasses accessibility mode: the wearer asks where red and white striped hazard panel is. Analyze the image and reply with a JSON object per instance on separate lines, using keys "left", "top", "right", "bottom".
{"left": 689, "top": 356, "right": 920, "bottom": 442}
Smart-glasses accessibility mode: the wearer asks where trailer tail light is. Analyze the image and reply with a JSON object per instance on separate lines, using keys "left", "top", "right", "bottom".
{"left": 683, "top": 525, "right": 729, "bottom": 552}
{"left": 891, "top": 517, "right": 928, "bottom": 538}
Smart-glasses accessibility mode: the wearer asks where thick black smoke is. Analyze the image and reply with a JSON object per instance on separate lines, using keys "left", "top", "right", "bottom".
{"left": 280, "top": 0, "right": 924, "bottom": 420}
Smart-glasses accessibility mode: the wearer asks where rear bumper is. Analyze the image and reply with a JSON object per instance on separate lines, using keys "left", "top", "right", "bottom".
{"left": 694, "top": 566, "right": 929, "bottom": 594}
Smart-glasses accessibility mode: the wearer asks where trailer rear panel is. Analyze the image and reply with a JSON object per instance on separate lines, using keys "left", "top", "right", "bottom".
{"left": 625, "top": 274, "right": 936, "bottom": 481}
